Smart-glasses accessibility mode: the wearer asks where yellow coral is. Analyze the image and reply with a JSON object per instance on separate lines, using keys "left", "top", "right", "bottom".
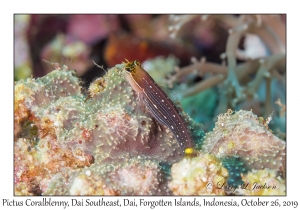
{"left": 15, "top": 182, "right": 34, "bottom": 196}
{"left": 168, "top": 154, "right": 228, "bottom": 195}
{"left": 88, "top": 77, "right": 107, "bottom": 97}
{"left": 14, "top": 83, "right": 31, "bottom": 123}
{"left": 240, "top": 169, "right": 285, "bottom": 195}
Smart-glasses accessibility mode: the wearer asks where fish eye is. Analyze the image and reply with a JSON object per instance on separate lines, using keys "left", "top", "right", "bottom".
{"left": 125, "top": 66, "right": 132, "bottom": 73}
{"left": 124, "top": 60, "right": 141, "bottom": 73}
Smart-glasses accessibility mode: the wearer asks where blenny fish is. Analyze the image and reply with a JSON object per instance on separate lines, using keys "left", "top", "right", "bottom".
{"left": 123, "top": 60, "right": 194, "bottom": 156}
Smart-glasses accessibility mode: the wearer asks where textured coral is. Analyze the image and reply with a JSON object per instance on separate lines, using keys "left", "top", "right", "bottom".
{"left": 168, "top": 154, "right": 228, "bottom": 195}
{"left": 44, "top": 157, "right": 169, "bottom": 195}
{"left": 14, "top": 61, "right": 285, "bottom": 196}
{"left": 14, "top": 63, "right": 203, "bottom": 195}
{"left": 14, "top": 69, "right": 93, "bottom": 184}
{"left": 201, "top": 110, "right": 286, "bottom": 174}
{"left": 83, "top": 64, "right": 184, "bottom": 163}
{"left": 107, "top": 158, "right": 169, "bottom": 195}
{"left": 68, "top": 173, "right": 117, "bottom": 196}
{"left": 44, "top": 167, "right": 118, "bottom": 195}
{"left": 238, "top": 169, "right": 285, "bottom": 195}
{"left": 14, "top": 138, "right": 50, "bottom": 195}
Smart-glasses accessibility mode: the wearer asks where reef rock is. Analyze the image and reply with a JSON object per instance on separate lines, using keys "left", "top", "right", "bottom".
{"left": 202, "top": 110, "right": 286, "bottom": 174}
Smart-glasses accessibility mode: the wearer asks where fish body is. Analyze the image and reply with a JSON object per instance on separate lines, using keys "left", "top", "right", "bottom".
{"left": 123, "top": 60, "right": 194, "bottom": 156}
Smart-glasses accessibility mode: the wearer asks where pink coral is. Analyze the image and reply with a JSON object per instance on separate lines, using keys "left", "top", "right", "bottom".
{"left": 67, "top": 15, "right": 119, "bottom": 44}
{"left": 40, "top": 34, "right": 92, "bottom": 76}
{"left": 108, "top": 158, "right": 168, "bottom": 195}
{"left": 14, "top": 64, "right": 184, "bottom": 195}
{"left": 201, "top": 110, "right": 286, "bottom": 174}
{"left": 68, "top": 172, "right": 118, "bottom": 196}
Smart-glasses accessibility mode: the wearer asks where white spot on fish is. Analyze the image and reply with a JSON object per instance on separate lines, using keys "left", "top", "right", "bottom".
{"left": 173, "top": 115, "right": 175, "bottom": 117}
{"left": 162, "top": 100, "right": 164, "bottom": 102}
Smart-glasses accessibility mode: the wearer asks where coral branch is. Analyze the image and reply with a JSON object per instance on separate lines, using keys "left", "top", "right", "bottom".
{"left": 169, "top": 55, "right": 282, "bottom": 101}
{"left": 225, "top": 17, "right": 253, "bottom": 100}
{"left": 179, "top": 75, "right": 225, "bottom": 98}
{"left": 168, "top": 15, "right": 198, "bottom": 39}
{"left": 265, "top": 77, "right": 272, "bottom": 117}
{"left": 275, "top": 98, "right": 286, "bottom": 117}
{"left": 173, "top": 58, "right": 227, "bottom": 81}
{"left": 254, "top": 25, "right": 284, "bottom": 54}
{"left": 246, "top": 54, "right": 285, "bottom": 96}
{"left": 260, "top": 15, "right": 286, "bottom": 50}
{"left": 206, "top": 15, "right": 239, "bottom": 28}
